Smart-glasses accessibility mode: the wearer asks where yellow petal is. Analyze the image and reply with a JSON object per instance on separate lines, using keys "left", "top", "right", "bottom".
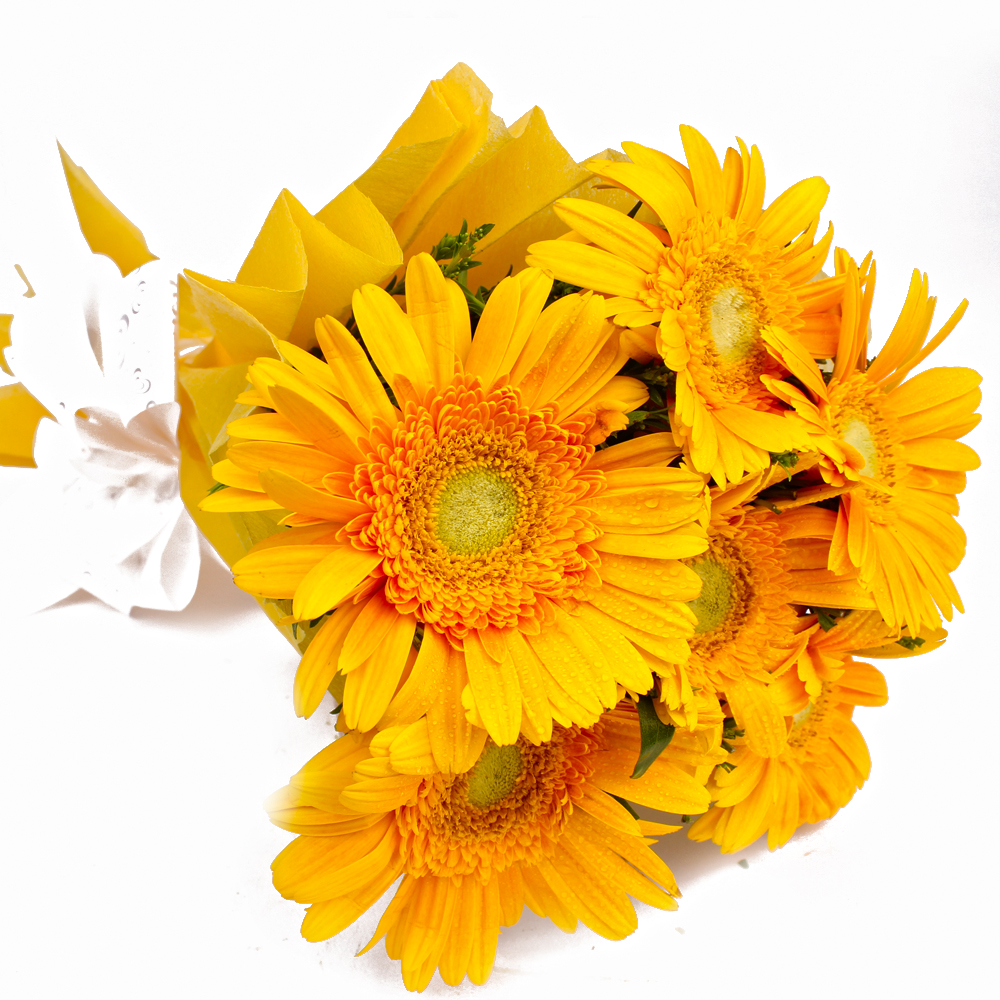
{"left": 525, "top": 240, "right": 648, "bottom": 299}
{"left": 267, "top": 385, "right": 367, "bottom": 464}
{"left": 724, "top": 677, "right": 786, "bottom": 758}
{"left": 226, "top": 440, "right": 339, "bottom": 485}
{"left": 342, "top": 611, "right": 417, "bottom": 731}
{"left": 552, "top": 198, "right": 664, "bottom": 272}
{"left": 590, "top": 748, "right": 710, "bottom": 814}
{"left": 315, "top": 315, "right": 399, "bottom": 429}
{"left": 404, "top": 253, "right": 466, "bottom": 383}
{"left": 227, "top": 411, "right": 311, "bottom": 445}
{"left": 292, "top": 545, "right": 383, "bottom": 620}
{"left": 259, "top": 469, "right": 366, "bottom": 523}
{"left": 679, "top": 125, "right": 725, "bottom": 216}
{"left": 293, "top": 599, "right": 369, "bottom": 717}
{"left": 904, "top": 436, "right": 980, "bottom": 472}
{"left": 584, "top": 157, "right": 696, "bottom": 237}
{"left": 352, "top": 284, "right": 433, "bottom": 403}
{"left": 756, "top": 176, "right": 829, "bottom": 247}
{"left": 0, "top": 314, "right": 13, "bottom": 377}
{"left": 199, "top": 486, "right": 283, "bottom": 512}
{"left": 463, "top": 629, "right": 522, "bottom": 745}
{"left": 233, "top": 543, "right": 338, "bottom": 598}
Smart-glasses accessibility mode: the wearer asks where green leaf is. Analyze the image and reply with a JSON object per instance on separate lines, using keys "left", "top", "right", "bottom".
{"left": 544, "top": 278, "right": 583, "bottom": 308}
{"left": 631, "top": 694, "right": 676, "bottom": 779}
{"left": 815, "top": 609, "right": 837, "bottom": 631}
{"left": 329, "top": 702, "right": 343, "bottom": 716}
{"left": 769, "top": 450, "right": 800, "bottom": 480}
{"left": 896, "top": 636, "right": 926, "bottom": 650}
{"left": 206, "top": 481, "right": 228, "bottom": 495}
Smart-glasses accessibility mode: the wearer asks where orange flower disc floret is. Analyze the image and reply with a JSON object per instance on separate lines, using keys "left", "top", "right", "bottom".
{"left": 651, "top": 218, "right": 799, "bottom": 412}
{"left": 398, "top": 725, "right": 598, "bottom": 880}
{"left": 825, "top": 371, "right": 908, "bottom": 525}
{"left": 682, "top": 510, "right": 798, "bottom": 687}
{"left": 349, "top": 374, "right": 604, "bottom": 640}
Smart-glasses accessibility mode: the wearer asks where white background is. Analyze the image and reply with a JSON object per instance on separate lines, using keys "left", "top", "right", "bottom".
{"left": 1, "top": 2, "right": 997, "bottom": 997}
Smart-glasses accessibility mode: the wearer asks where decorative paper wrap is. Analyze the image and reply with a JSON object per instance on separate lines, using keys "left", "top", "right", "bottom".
{"left": 0, "top": 251, "right": 200, "bottom": 615}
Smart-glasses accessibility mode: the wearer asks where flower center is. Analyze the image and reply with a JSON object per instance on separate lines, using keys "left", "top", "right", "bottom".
{"left": 679, "top": 513, "right": 799, "bottom": 690}
{"left": 434, "top": 467, "right": 520, "bottom": 555}
{"left": 678, "top": 245, "right": 778, "bottom": 406}
{"left": 352, "top": 375, "right": 604, "bottom": 639}
{"left": 827, "top": 374, "right": 907, "bottom": 520}
{"left": 686, "top": 558, "right": 735, "bottom": 635}
{"left": 465, "top": 741, "right": 523, "bottom": 809}
{"left": 707, "top": 285, "right": 760, "bottom": 363}
{"left": 395, "top": 725, "right": 600, "bottom": 879}
{"left": 840, "top": 417, "right": 880, "bottom": 477}
{"left": 684, "top": 538, "right": 754, "bottom": 652}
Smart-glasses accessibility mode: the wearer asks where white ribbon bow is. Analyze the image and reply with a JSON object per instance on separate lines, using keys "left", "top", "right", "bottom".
{"left": 0, "top": 253, "right": 200, "bottom": 615}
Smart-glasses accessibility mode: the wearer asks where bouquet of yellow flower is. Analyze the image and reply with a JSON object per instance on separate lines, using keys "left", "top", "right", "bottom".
{"left": 39, "top": 64, "right": 980, "bottom": 993}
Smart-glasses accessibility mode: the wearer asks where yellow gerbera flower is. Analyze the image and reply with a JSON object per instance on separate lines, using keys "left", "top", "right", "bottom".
{"left": 689, "top": 657, "right": 888, "bottom": 852}
{"left": 202, "top": 253, "right": 709, "bottom": 750}
{"left": 772, "top": 251, "right": 981, "bottom": 633}
{"left": 659, "top": 474, "right": 874, "bottom": 757}
{"left": 266, "top": 704, "right": 722, "bottom": 991}
{"left": 526, "top": 126, "right": 844, "bottom": 485}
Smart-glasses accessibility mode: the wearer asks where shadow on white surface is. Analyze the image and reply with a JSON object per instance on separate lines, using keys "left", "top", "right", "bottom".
{"left": 130, "top": 536, "right": 259, "bottom": 630}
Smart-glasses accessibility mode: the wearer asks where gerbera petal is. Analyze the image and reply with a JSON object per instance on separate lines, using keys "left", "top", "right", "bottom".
{"left": 300, "top": 855, "right": 403, "bottom": 941}
{"left": 713, "top": 406, "right": 806, "bottom": 454}
{"left": 680, "top": 124, "right": 726, "bottom": 216}
{"left": 268, "top": 385, "right": 368, "bottom": 464}
{"left": 226, "top": 440, "right": 341, "bottom": 485}
{"left": 464, "top": 273, "right": 521, "bottom": 385}
{"left": 404, "top": 252, "right": 467, "bottom": 384}
{"left": 463, "top": 629, "right": 523, "bottom": 745}
{"left": 259, "top": 469, "right": 365, "bottom": 523}
{"left": 904, "top": 436, "right": 980, "bottom": 472}
{"left": 735, "top": 138, "right": 766, "bottom": 225}
{"left": 338, "top": 588, "right": 408, "bottom": 673}
{"left": 590, "top": 748, "right": 711, "bottom": 815}
{"left": 315, "top": 315, "right": 399, "bottom": 428}
{"left": 233, "top": 544, "right": 338, "bottom": 598}
{"left": 292, "top": 545, "right": 383, "bottom": 620}
{"left": 293, "top": 598, "right": 370, "bottom": 717}
{"left": 552, "top": 198, "right": 665, "bottom": 271}
{"left": 342, "top": 611, "right": 417, "bottom": 732}
{"left": 535, "top": 853, "right": 635, "bottom": 939}
{"left": 756, "top": 175, "right": 829, "bottom": 246}
{"left": 889, "top": 366, "right": 982, "bottom": 417}
{"left": 271, "top": 815, "right": 396, "bottom": 903}
{"left": 227, "top": 411, "right": 311, "bottom": 444}
{"left": 525, "top": 239, "right": 648, "bottom": 299}
{"left": 592, "top": 529, "right": 708, "bottom": 559}
{"left": 589, "top": 430, "right": 682, "bottom": 470}
{"left": 199, "top": 486, "right": 282, "bottom": 512}
{"left": 437, "top": 877, "right": 477, "bottom": 987}
{"left": 562, "top": 819, "right": 676, "bottom": 911}
{"left": 351, "top": 283, "right": 433, "bottom": 402}
{"left": 520, "top": 863, "right": 578, "bottom": 932}
{"left": 467, "top": 876, "right": 501, "bottom": 986}
{"left": 584, "top": 157, "right": 697, "bottom": 237}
